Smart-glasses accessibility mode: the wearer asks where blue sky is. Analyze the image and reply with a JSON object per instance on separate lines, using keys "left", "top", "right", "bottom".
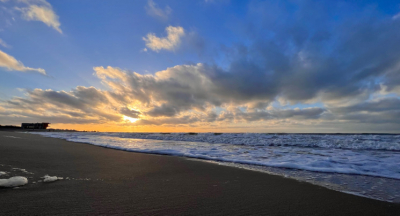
{"left": 1, "top": 0, "right": 400, "bottom": 132}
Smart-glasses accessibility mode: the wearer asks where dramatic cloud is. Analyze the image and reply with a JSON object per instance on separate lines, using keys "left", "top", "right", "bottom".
{"left": 119, "top": 107, "right": 141, "bottom": 119}
{"left": 18, "top": 0, "right": 62, "bottom": 33}
{"left": 90, "top": 66, "right": 331, "bottom": 125}
{"left": 145, "top": 0, "right": 171, "bottom": 20}
{"left": 0, "top": 49, "right": 46, "bottom": 75}
{"left": 1, "top": 61, "right": 399, "bottom": 131}
{"left": 200, "top": 0, "right": 400, "bottom": 108}
{"left": 0, "top": 64, "right": 328, "bottom": 128}
{"left": 94, "top": 64, "right": 221, "bottom": 113}
{"left": 143, "top": 26, "right": 185, "bottom": 52}
{"left": 1, "top": 86, "right": 121, "bottom": 124}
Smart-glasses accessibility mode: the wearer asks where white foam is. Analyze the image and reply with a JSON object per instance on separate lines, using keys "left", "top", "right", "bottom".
{"left": 0, "top": 176, "right": 28, "bottom": 187}
{"left": 11, "top": 168, "right": 34, "bottom": 174}
{"left": 3, "top": 136, "right": 20, "bottom": 139}
{"left": 43, "top": 175, "right": 59, "bottom": 182}
{"left": 0, "top": 171, "right": 6, "bottom": 176}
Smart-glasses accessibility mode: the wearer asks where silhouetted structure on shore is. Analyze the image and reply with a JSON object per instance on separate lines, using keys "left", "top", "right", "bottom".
{"left": 0, "top": 125, "right": 22, "bottom": 130}
{"left": 21, "top": 123, "right": 50, "bottom": 129}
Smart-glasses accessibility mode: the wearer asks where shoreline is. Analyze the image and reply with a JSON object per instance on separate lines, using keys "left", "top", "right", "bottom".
{"left": 2, "top": 128, "right": 400, "bottom": 135}
{"left": 206, "top": 160, "right": 399, "bottom": 203}
{"left": 1, "top": 131, "right": 400, "bottom": 215}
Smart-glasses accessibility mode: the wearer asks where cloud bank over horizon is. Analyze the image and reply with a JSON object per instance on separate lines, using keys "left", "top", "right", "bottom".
{"left": 1, "top": 58, "right": 399, "bottom": 132}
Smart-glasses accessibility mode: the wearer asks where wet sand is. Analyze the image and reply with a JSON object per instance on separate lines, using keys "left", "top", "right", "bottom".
{"left": 1, "top": 131, "right": 399, "bottom": 215}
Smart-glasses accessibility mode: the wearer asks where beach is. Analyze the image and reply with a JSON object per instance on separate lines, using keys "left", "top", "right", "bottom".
{"left": 1, "top": 131, "right": 399, "bottom": 215}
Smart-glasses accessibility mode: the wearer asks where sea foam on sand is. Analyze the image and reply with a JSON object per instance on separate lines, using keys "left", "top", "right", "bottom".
{"left": 0, "top": 176, "right": 28, "bottom": 187}
{"left": 43, "top": 175, "right": 62, "bottom": 182}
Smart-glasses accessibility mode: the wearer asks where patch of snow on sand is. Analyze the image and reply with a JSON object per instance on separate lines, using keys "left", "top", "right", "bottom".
{"left": 43, "top": 175, "right": 61, "bottom": 182}
{"left": 0, "top": 176, "right": 28, "bottom": 187}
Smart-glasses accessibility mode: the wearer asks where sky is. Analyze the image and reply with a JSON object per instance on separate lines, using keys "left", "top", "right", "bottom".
{"left": 0, "top": 0, "right": 400, "bottom": 133}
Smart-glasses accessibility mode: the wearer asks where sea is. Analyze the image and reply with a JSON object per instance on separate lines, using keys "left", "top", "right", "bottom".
{"left": 31, "top": 132, "right": 400, "bottom": 203}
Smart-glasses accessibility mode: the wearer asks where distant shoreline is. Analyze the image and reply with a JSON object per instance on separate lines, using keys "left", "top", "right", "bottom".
{"left": 26, "top": 130, "right": 400, "bottom": 135}
{"left": 2, "top": 125, "right": 399, "bottom": 135}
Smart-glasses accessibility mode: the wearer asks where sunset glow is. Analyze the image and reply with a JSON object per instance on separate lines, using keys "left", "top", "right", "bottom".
{"left": 123, "top": 115, "right": 139, "bottom": 123}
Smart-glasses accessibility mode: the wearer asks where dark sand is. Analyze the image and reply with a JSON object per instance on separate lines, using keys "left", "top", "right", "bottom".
{"left": 1, "top": 131, "right": 399, "bottom": 215}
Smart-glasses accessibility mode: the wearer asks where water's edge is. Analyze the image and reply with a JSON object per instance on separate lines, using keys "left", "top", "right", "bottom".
{"left": 28, "top": 132, "right": 400, "bottom": 203}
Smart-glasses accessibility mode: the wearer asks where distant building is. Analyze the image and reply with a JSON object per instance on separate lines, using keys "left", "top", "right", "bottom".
{"left": 21, "top": 123, "right": 50, "bottom": 129}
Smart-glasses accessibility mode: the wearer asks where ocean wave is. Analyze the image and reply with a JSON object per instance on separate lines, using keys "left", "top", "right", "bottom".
{"left": 30, "top": 132, "right": 400, "bottom": 180}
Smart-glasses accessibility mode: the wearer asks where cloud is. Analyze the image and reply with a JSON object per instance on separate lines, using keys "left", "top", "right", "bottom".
{"left": 93, "top": 64, "right": 221, "bottom": 114}
{"left": 119, "top": 107, "right": 141, "bottom": 119}
{"left": 201, "top": 0, "right": 400, "bottom": 108}
{"left": 1, "top": 62, "right": 399, "bottom": 131}
{"left": 143, "top": 26, "right": 185, "bottom": 52}
{"left": 0, "top": 64, "right": 327, "bottom": 127}
{"left": 0, "top": 49, "right": 46, "bottom": 75}
{"left": 146, "top": 104, "right": 178, "bottom": 117}
{"left": 1, "top": 86, "right": 123, "bottom": 124}
{"left": 330, "top": 97, "right": 400, "bottom": 114}
{"left": 272, "top": 107, "right": 326, "bottom": 119}
{"left": 145, "top": 0, "right": 171, "bottom": 20}
{"left": 18, "top": 0, "right": 62, "bottom": 33}
{"left": 393, "top": 12, "right": 400, "bottom": 20}
{"left": 0, "top": 38, "right": 9, "bottom": 48}
{"left": 91, "top": 65, "right": 326, "bottom": 125}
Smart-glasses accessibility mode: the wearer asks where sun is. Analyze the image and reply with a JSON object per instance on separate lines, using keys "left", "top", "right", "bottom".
{"left": 123, "top": 115, "right": 138, "bottom": 123}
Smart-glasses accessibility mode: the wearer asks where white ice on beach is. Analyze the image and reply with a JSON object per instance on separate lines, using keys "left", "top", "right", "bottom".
{"left": 0, "top": 176, "right": 28, "bottom": 187}
{"left": 0, "top": 171, "right": 7, "bottom": 176}
{"left": 43, "top": 175, "right": 59, "bottom": 182}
